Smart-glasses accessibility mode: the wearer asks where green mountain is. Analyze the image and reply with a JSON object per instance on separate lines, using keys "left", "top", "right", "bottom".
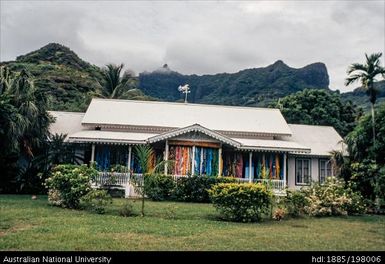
{"left": 5, "top": 43, "right": 380, "bottom": 112}
{"left": 139, "top": 61, "right": 330, "bottom": 106}
{"left": 341, "top": 80, "right": 385, "bottom": 111}
{"left": 1, "top": 43, "right": 103, "bottom": 111}
{"left": 0, "top": 43, "right": 154, "bottom": 111}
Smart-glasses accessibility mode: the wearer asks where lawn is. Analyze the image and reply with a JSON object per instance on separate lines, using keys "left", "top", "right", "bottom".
{"left": 0, "top": 195, "right": 384, "bottom": 251}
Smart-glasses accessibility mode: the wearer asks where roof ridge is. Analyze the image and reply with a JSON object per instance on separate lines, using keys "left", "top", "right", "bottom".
{"left": 49, "top": 111, "right": 85, "bottom": 115}
{"left": 288, "top": 123, "right": 334, "bottom": 129}
{"left": 90, "top": 98, "right": 281, "bottom": 112}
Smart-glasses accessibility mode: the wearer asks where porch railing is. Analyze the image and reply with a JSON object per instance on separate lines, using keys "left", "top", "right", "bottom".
{"left": 93, "top": 172, "right": 130, "bottom": 186}
{"left": 92, "top": 172, "right": 286, "bottom": 196}
{"left": 235, "top": 178, "right": 285, "bottom": 192}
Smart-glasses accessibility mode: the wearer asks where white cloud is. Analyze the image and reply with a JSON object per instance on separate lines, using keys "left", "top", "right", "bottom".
{"left": 1, "top": 0, "right": 384, "bottom": 92}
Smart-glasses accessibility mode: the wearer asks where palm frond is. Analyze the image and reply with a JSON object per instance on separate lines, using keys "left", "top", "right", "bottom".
{"left": 134, "top": 144, "right": 154, "bottom": 175}
{"left": 347, "top": 63, "right": 367, "bottom": 75}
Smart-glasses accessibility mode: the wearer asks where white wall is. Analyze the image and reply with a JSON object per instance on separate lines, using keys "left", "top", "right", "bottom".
{"left": 287, "top": 156, "right": 320, "bottom": 190}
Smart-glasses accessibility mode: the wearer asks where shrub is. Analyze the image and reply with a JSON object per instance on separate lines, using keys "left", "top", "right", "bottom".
{"left": 119, "top": 201, "right": 136, "bottom": 217}
{"left": 301, "top": 177, "right": 366, "bottom": 216}
{"left": 284, "top": 190, "right": 309, "bottom": 217}
{"left": 110, "top": 164, "right": 128, "bottom": 173}
{"left": 174, "top": 175, "right": 237, "bottom": 203}
{"left": 209, "top": 183, "right": 273, "bottom": 222}
{"left": 47, "top": 189, "right": 63, "bottom": 206}
{"left": 273, "top": 208, "right": 286, "bottom": 221}
{"left": 144, "top": 174, "right": 176, "bottom": 201}
{"left": 81, "top": 189, "right": 112, "bottom": 214}
{"left": 350, "top": 160, "right": 385, "bottom": 212}
{"left": 98, "top": 187, "right": 125, "bottom": 198}
{"left": 45, "top": 164, "right": 98, "bottom": 209}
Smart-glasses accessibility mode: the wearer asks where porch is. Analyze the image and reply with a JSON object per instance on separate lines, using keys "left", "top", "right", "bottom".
{"left": 92, "top": 171, "right": 287, "bottom": 197}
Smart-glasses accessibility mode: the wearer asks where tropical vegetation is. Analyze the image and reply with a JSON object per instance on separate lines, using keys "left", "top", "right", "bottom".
{"left": 345, "top": 53, "right": 385, "bottom": 144}
{"left": 209, "top": 183, "right": 273, "bottom": 222}
{"left": 45, "top": 164, "right": 98, "bottom": 209}
{"left": 272, "top": 89, "right": 360, "bottom": 136}
{"left": 344, "top": 103, "right": 385, "bottom": 210}
{"left": 0, "top": 66, "right": 52, "bottom": 193}
{"left": 96, "top": 63, "right": 138, "bottom": 99}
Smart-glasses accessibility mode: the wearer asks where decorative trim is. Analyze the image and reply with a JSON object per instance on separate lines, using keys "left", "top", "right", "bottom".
{"left": 82, "top": 123, "right": 292, "bottom": 138}
{"left": 147, "top": 124, "right": 241, "bottom": 147}
{"left": 68, "top": 137, "right": 146, "bottom": 145}
{"left": 239, "top": 146, "right": 310, "bottom": 153}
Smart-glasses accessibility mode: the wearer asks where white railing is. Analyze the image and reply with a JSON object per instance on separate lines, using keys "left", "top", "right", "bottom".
{"left": 93, "top": 172, "right": 286, "bottom": 196}
{"left": 94, "top": 172, "right": 130, "bottom": 186}
{"left": 255, "top": 179, "right": 285, "bottom": 192}
{"left": 230, "top": 178, "right": 285, "bottom": 192}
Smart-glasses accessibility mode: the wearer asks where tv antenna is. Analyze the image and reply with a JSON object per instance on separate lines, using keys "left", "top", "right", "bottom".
{"left": 178, "top": 84, "right": 191, "bottom": 103}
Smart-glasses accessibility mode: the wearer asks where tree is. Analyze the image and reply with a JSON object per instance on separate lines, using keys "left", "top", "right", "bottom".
{"left": 131, "top": 145, "right": 172, "bottom": 217}
{"left": 345, "top": 103, "right": 385, "bottom": 210}
{"left": 98, "top": 63, "right": 138, "bottom": 99}
{"left": 33, "top": 133, "right": 84, "bottom": 178}
{"left": 272, "top": 89, "right": 360, "bottom": 137}
{"left": 345, "top": 103, "right": 385, "bottom": 165}
{"left": 0, "top": 66, "right": 52, "bottom": 193}
{"left": 345, "top": 53, "right": 385, "bottom": 144}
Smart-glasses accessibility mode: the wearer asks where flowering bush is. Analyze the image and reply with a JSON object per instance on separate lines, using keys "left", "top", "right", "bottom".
{"left": 45, "top": 164, "right": 98, "bottom": 209}
{"left": 47, "top": 189, "right": 63, "bottom": 206}
{"left": 209, "top": 183, "right": 273, "bottom": 222}
{"left": 301, "top": 177, "right": 366, "bottom": 216}
{"left": 273, "top": 208, "right": 286, "bottom": 221}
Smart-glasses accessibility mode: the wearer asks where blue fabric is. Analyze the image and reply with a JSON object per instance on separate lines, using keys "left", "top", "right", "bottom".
{"left": 194, "top": 147, "right": 201, "bottom": 175}
{"left": 96, "top": 145, "right": 110, "bottom": 171}
{"left": 206, "top": 148, "right": 212, "bottom": 176}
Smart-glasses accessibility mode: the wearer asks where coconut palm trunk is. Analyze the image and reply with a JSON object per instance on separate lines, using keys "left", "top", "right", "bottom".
{"left": 370, "top": 102, "right": 376, "bottom": 144}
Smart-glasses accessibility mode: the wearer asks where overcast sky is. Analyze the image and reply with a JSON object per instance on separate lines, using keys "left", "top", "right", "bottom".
{"left": 1, "top": 1, "right": 384, "bottom": 92}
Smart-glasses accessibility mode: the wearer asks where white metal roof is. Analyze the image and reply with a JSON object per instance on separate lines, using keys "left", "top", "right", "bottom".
{"left": 82, "top": 98, "right": 292, "bottom": 136}
{"left": 287, "top": 124, "right": 345, "bottom": 156}
{"left": 68, "top": 130, "right": 157, "bottom": 145}
{"left": 234, "top": 137, "right": 310, "bottom": 153}
{"left": 48, "top": 111, "right": 85, "bottom": 140}
{"left": 49, "top": 110, "right": 345, "bottom": 157}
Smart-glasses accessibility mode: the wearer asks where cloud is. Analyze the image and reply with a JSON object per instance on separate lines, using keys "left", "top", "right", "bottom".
{"left": 1, "top": 1, "right": 384, "bottom": 92}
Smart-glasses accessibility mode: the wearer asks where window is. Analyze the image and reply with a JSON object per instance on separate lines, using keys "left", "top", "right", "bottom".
{"left": 296, "top": 158, "right": 311, "bottom": 185}
{"left": 319, "top": 159, "right": 332, "bottom": 183}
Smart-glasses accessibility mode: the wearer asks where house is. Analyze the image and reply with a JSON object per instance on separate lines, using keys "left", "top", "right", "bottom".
{"left": 49, "top": 98, "right": 345, "bottom": 196}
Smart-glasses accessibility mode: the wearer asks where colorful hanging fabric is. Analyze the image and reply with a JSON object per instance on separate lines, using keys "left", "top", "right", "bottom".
{"left": 95, "top": 145, "right": 111, "bottom": 171}
{"left": 212, "top": 149, "right": 219, "bottom": 176}
{"left": 275, "top": 154, "right": 280, "bottom": 180}
{"left": 235, "top": 153, "right": 243, "bottom": 178}
{"left": 261, "top": 154, "right": 266, "bottom": 179}
{"left": 194, "top": 147, "right": 201, "bottom": 175}
{"left": 256, "top": 155, "right": 261, "bottom": 179}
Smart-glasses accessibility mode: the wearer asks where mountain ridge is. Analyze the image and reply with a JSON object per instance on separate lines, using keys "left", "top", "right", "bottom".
{"left": 2, "top": 42, "right": 382, "bottom": 111}
{"left": 138, "top": 60, "right": 329, "bottom": 106}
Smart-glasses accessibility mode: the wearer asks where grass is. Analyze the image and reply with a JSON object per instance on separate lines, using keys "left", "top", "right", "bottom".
{"left": 0, "top": 195, "right": 384, "bottom": 251}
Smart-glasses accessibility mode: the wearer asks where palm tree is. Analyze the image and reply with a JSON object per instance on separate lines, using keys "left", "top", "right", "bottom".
{"left": 132, "top": 144, "right": 173, "bottom": 217}
{"left": 98, "top": 63, "right": 137, "bottom": 99}
{"left": 345, "top": 53, "right": 385, "bottom": 144}
{"left": 0, "top": 66, "right": 52, "bottom": 192}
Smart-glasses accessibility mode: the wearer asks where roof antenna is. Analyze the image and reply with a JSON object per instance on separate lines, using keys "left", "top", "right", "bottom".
{"left": 178, "top": 84, "right": 191, "bottom": 103}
